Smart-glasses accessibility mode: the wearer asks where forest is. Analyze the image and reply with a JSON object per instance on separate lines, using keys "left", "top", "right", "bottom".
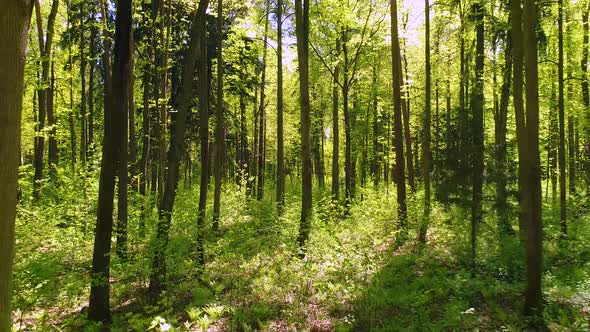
{"left": 1, "top": 0, "right": 590, "bottom": 330}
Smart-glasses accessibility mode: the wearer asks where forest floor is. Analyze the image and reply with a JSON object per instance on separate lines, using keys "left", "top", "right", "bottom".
{"left": 11, "top": 176, "right": 590, "bottom": 331}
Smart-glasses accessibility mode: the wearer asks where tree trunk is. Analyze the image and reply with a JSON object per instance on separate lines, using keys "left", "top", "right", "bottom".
{"left": 33, "top": 0, "right": 58, "bottom": 199}
{"left": 276, "top": 0, "right": 285, "bottom": 211}
{"left": 48, "top": 59, "right": 58, "bottom": 167}
{"left": 149, "top": 0, "right": 209, "bottom": 295}
{"left": 331, "top": 39, "right": 341, "bottom": 201}
{"left": 371, "top": 56, "right": 381, "bottom": 189}
{"left": 196, "top": 2, "right": 210, "bottom": 266}
{"left": 68, "top": 0, "right": 76, "bottom": 173}
{"left": 0, "top": 1, "right": 33, "bottom": 328}
{"left": 521, "top": 0, "right": 544, "bottom": 322}
{"left": 558, "top": 0, "right": 567, "bottom": 236}
{"left": 89, "top": 0, "right": 131, "bottom": 322}
{"left": 470, "top": 2, "right": 484, "bottom": 273}
{"left": 419, "top": 0, "right": 431, "bottom": 243}
{"left": 80, "top": 6, "right": 88, "bottom": 174}
{"left": 295, "top": 0, "right": 312, "bottom": 253}
{"left": 390, "top": 0, "right": 407, "bottom": 238}
{"left": 89, "top": 23, "right": 96, "bottom": 151}
{"left": 213, "top": 0, "right": 224, "bottom": 231}
{"left": 496, "top": 24, "right": 513, "bottom": 235}
{"left": 342, "top": 29, "right": 353, "bottom": 208}
{"left": 582, "top": 1, "right": 590, "bottom": 190}
{"left": 401, "top": 43, "right": 415, "bottom": 193}
{"left": 116, "top": 5, "right": 133, "bottom": 259}
{"left": 257, "top": 2, "right": 269, "bottom": 201}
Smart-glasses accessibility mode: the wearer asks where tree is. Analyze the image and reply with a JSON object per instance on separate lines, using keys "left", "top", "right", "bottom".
{"left": 495, "top": 10, "right": 513, "bottom": 235}
{"left": 32, "top": 0, "right": 59, "bottom": 199}
{"left": 295, "top": 0, "right": 312, "bottom": 253}
{"left": 257, "top": 2, "right": 270, "bottom": 201}
{"left": 88, "top": 0, "right": 132, "bottom": 321}
{"left": 390, "top": 0, "right": 407, "bottom": 238}
{"left": 213, "top": 0, "right": 224, "bottom": 231}
{"left": 470, "top": 2, "right": 485, "bottom": 273}
{"left": 195, "top": 0, "right": 210, "bottom": 266}
{"left": 419, "top": 0, "right": 431, "bottom": 243}
{"left": 149, "top": 0, "right": 210, "bottom": 294}
{"left": 558, "top": 0, "right": 567, "bottom": 236}
{"left": 0, "top": 0, "right": 34, "bottom": 328}
{"left": 331, "top": 39, "right": 341, "bottom": 201}
{"left": 511, "top": 0, "right": 544, "bottom": 322}
{"left": 276, "top": 0, "right": 286, "bottom": 212}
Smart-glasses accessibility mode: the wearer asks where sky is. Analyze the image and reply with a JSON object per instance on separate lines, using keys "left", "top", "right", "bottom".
{"left": 245, "top": 0, "right": 428, "bottom": 71}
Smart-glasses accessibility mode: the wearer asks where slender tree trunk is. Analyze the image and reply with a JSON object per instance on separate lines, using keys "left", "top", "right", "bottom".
{"left": 470, "top": 2, "right": 485, "bottom": 273}
{"left": 401, "top": 43, "right": 415, "bottom": 193}
{"left": 342, "top": 29, "right": 353, "bottom": 208}
{"left": 116, "top": 4, "right": 133, "bottom": 259}
{"left": 80, "top": 7, "right": 88, "bottom": 174}
{"left": 213, "top": 0, "right": 224, "bottom": 231}
{"left": 558, "top": 0, "right": 567, "bottom": 236}
{"left": 276, "top": 0, "right": 285, "bottom": 211}
{"left": 582, "top": 1, "right": 590, "bottom": 190}
{"left": 129, "top": 24, "right": 137, "bottom": 189}
{"left": 68, "top": 0, "right": 76, "bottom": 173}
{"left": 196, "top": 2, "right": 210, "bottom": 266}
{"left": 371, "top": 57, "right": 381, "bottom": 189}
{"left": 257, "top": 2, "right": 269, "bottom": 201}
{"left": 496, "top": 25, "right": 513, "bottom": 235}
{"left": 458, "top": 5, "right": 466, "bottom": 172}
{"left": 332, "top": 39, "right": 341, "bottom": 201}
{"left": 48, "top": 59, "right": 58, "bottom": 167}
{"left": 33, "top": 0, "right": 58, "bottom": 199}
{"left": 149, "top": 0, "right": 209, "bottom": 295}
{"left": 521, "top": 0, "right": 544, "bottom": 322}
{"left": 0, "top": 1, "right": 33, "bottom": 328}
{"left": 158, "top": 0, "right": 170, "bottom": 205}
{"left": 419, "top": 0, "right": 431, "bottom": 243}
{"left": 89, "top": 0, "right": 131, "bottom": 322}
{"left": 295, "top": 0, "right": 312, "bottom": 253}
{"left": 390, "top": 0, "right": 407, "bottom": 238}
{"left": 89, "top": 24, "right": 96, "bottom": 151}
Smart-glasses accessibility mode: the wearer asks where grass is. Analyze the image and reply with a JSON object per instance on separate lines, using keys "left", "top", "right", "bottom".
{"left": 11, "top": 175, "right": 590, "bottom": 331}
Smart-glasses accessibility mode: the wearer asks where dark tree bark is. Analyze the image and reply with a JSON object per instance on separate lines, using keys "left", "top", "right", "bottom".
{"left": 196, "top": 0, "right": 210, "bottom": 266}
{"left": 470, "top": 2, "right": 484, "bottom": 273}
{"left": 0, "top": 0, "right": 33, "bottom": 328}
{"left": 213, "top": 0, "right": 224, "bottom": 231}
{"left": 400, "top": 41, "right": 415, "bottom": 193}
{"left": 257, "top": 2, "right": 269, "bottom": 201}
{"left": 33, "top": 0, "right": 58, "bottom": 199}
{"left": 495, "top": 23, "right": 513, "bottom": 235}
{"left": 116, "top": 4, "right": 134, "bottom": 260}
{"left": 390, "top": 0, "right": 407, "bottom": 238}
{"left": 89, "top": 23, "right": 96, "bottom": 151}
{"left": 149, "top": 0, "right": 209, "bottom": 295}
{"left": 371, "top": 56, "right": 381, "bottom": 188}
{"left": 89, "top": 0, "right": 132, "bottom": 322}
{"left": 67, "top": 1, "right": 76, "bottom": 174}
{"left": 521, "top": 0, "right": 544, "bottom": 322}
{"left": 331, "top": 39, "right": 341, "bottom": 201}
{"left": 80, "top": 5, "right": 87, "bottom": 173}
{"left": 128, "top": 24, "right": 138, "bottom": 190}
{"left": 48, "top": 59, "right": 58, "bottom": 167}
{"left": 276, "top": 0, "right": 286, "bottom": 211}
{"left": 342, "top": 29, "right": 354, "bottom": 207}
{"left": 295, "top": 0, "right": 312, "bottom": 253}
{"left": 419, "top": 0, "right": 431, "bottom": 243}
